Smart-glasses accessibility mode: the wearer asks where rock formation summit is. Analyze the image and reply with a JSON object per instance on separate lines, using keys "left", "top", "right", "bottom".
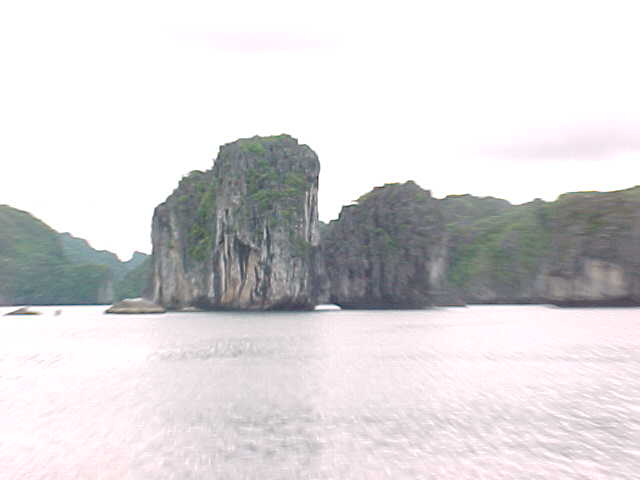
{"left": 151, "top": 135, "right": 326, "bottom": 310}
{"left": 323, "top": 181, "right": 447, "bottom": 308}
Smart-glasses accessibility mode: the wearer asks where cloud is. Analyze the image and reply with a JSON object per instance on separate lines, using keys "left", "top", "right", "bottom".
{"left": 206, "top": 31, "right": 334, "bottom": 53}
{"left": 483, "top": 122, "right": 640, "bottom": 161}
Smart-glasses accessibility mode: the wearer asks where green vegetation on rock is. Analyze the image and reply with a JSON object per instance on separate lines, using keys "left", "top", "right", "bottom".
{"left": 187, "top": 182, "right": 217, "bottom": 261}
{"left": 151, "top": 134, "right": 324, "bottom": 310}
{"left": 166, "top": 170, "right": 219, "bottom": 263}
{"left": 246, "top": 160, "right": 307, "bottom": 217}
{"left": 445, "top": 201, "right": 551, "bottom": 293}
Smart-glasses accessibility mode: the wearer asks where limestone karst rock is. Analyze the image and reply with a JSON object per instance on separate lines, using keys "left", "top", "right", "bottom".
{"left": 541, "top": 187, "right": 640, "bottom": 306}
{"left": 438, "top": 187, "right": 640, "bottom": 306}
{"left": 151, "top": 135, "right": 327, "bottom": 310}
{"left": 323, "top": 184, "right": 640, "bottom": 308}
{"left": 439, "top": 196, "right": 549, "bottom": 304}
{"left": 322, "top": 181, "right": 447, "bottom": 309}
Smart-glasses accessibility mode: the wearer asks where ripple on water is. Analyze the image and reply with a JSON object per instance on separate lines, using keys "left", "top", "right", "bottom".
{"left": 2, "top": 306, "right": 640, "bottom": 479}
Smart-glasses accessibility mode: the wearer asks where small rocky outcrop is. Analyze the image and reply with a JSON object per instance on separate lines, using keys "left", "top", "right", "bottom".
{"left": 541, "top": 187, "right": 640, "bottom": 306}
{"left": 4, "top": 306, "right": 42, "bottom": 316}
{"left": 151, "top": 135, "right": 326, "bottom": 310}
{"left": 105, "top": 298, "right": 166, "bottom": 314}
{"left": 322, "top": 181, "right": 447, "bottom": 308}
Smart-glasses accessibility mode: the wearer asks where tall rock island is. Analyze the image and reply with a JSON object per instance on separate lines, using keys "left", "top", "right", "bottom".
{"left": 151, "top": 135, "right": 326, "bottom": 310}
{"left": 323, "top": 181, "right": 447, "bottom": 308}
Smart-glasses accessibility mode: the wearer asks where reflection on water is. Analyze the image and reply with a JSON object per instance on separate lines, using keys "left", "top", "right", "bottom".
{"left": 1, "top": 305, "right": 640, "bottom": 479}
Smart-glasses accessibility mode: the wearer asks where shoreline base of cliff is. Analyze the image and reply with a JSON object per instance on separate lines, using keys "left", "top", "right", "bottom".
{"left": 105, "top": 298, "right": 166, "bottom": 314}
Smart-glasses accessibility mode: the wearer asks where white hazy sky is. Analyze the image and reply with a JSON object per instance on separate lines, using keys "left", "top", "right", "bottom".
{"left": 2, "top": 0, "right": 640, "bottom": 259}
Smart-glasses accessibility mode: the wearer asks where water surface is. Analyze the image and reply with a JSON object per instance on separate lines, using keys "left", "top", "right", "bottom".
{"left": 1, "top": 305, "right": 639, "bottom": 479}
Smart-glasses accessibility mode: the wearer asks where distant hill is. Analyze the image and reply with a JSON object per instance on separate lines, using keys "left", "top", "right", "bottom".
{"left": 114, "top": 256, "right": 152, "bottom": 301}
{"left": 59, "top": 232, "right": 149, "bottom": 290}
{"left": 59, "top": 232, "right": 124, "bottom": 274}
{"left": 0, "top": 205, "right": 111, "bottom": 305}
{"left": 0, "top": 205, "right": 150, "bottom": 306}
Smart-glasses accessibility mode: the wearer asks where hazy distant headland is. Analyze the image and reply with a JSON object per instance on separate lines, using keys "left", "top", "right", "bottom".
{"left": 0, "top": 205, "right": 150, "bottom": 306}
{"left": 2, "top": 134, "right": 640, "bottom": 309}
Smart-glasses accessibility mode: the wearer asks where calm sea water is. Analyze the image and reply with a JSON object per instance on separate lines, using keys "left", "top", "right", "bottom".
{"left": 1, "top": 305, "right": 639, "bottom": 479}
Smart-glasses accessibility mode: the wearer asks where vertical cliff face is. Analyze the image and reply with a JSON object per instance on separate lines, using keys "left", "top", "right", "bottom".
{"left": 151, "top": 135, "right": 326, "bottom": 310}
{"left": 322, "top": 181, "right": 447, "bottom": 308}
{"left": 541, "top": 187, "right": 640, "bottom": 306}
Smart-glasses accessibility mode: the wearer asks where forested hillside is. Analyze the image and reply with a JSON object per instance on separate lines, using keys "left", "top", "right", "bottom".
{"left": 60, "top": 232, "right": 150, "bottom": 300}
{"left": 0, "top": 206, "right": 111, "bottom": 305}
{"left": 0, "top": 205, "right": 150, "bottom": 306}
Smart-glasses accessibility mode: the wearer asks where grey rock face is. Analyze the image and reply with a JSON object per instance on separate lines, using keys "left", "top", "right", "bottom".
{"left": 541, "top": 188, "right": 640, "bottom": 306}
{"left": 323, "top": 181, "right": 447, "bottom": 309}
{"left": 438, "top": 187, "right": 640, "bottom": 306}
{"left": 151, "top": 135, "right": 326, "bottom": 310}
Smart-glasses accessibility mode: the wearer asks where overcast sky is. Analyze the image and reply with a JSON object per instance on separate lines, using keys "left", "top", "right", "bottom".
{"left": 2, "top": 0, "right": 640, "bottom": 259}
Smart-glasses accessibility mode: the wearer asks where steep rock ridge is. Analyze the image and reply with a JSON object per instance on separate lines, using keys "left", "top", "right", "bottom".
{"left": 60, "top": 232, "right": 124, "bottom": 273}
{"left": 151, "top": 135, "right": 326, "bottom": 310}
{"left": 323, "top": 181, "right": 447, "bottom": 308}
{"left": 542, "top": 187, "right": 640, "bottom": 306}
{"left": 440, "top": 197, "right": 550, "bottom": 304}
{"left": 439, "top": 194, "right": 512, "bottom": 227}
